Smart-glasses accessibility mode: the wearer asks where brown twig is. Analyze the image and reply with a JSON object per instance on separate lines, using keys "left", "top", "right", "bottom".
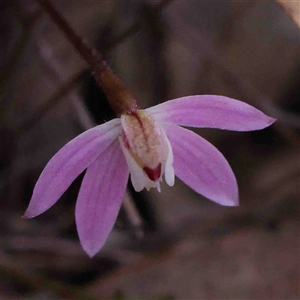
{"left": 14, "top": 72, "right": 84, "bottom": 134}
{"left": 38, "top": 0, "right": 138, "bottom": 116}
{"left": 15, "top": 0, "right": 174, "bottom": 133}
{"left": 37, "top": 0, "right": 106, "bottom": 73}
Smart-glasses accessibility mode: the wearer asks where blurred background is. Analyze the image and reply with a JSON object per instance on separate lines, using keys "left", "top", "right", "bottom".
{"left": 0, "top": 0, "right": 299, "bottom": 299}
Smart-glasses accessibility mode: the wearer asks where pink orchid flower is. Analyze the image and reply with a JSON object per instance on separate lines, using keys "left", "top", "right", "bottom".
{"left": 24, "top": 95, "right": 275, "bottom": 257}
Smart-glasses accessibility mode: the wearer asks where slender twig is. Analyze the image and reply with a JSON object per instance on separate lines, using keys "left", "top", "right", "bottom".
{"left": 14, "top": 72, "right": 85, "bottom": 134}
{"left": 38, "top": 0, "right": 139, "bottom": 116}
{"left": 15, "top": 0, "right": 174, "bottom": 133}
{"left": 123, "top": 194, "right": 144, "bottom": 239}
{"left": 37, "top": 0, "right": 107, "bottom": 73}
{"left": 35, "top": 38, "right": 95, "bottom": 130}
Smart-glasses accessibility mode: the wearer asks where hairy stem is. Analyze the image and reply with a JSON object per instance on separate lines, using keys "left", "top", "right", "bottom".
{"left": 38, "top": 0, "right": 137, "bottom": 115}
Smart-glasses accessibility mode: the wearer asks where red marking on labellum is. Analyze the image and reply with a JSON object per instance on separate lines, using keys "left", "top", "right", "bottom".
{"left": 143, "top": 163, "right": 162, "bottom": 181}
{"left": 129, "top": 111, "right": 144, "bottom": 129}
{"left": 122, "top": 134, "right": 130, "bottom": 149}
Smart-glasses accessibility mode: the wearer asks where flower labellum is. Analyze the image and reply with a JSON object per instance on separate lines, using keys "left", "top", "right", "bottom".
{"left": 24, "top": 95, "right": 275, "bottom": 257}
{"left": 120, "top": 110, "right": 174, "bottom": 193}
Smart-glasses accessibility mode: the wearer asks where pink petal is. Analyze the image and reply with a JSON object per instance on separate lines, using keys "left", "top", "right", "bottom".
{"left": 75, "top": 139, "right": 129, "bottom": 257}
{"left": 163, "top": 123, "right": 238, "bottom": 206}
{"left": 23, "top": 119, "right": 121, "bottom": 218}
{"left": 147, "top": 95, "right": 275, "bottom": 131}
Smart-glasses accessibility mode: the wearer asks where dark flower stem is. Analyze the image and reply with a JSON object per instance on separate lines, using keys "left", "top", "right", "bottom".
{"left": 38, "top": 0, "right": 137, "bottom": 116}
